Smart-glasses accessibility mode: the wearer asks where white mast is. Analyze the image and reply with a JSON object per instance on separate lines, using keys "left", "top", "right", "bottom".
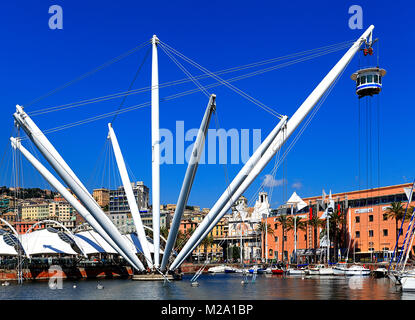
{"left": 10, "top": 137, "right": 141, "bottom": 269}
{"left": 13, "top": 107, "right": 146, "bottom": 272}
{"left": 169, "top": 25, "right": 375, "bottom": 271}
{"left": 151, "top": 34, "right": 161, "bottom": 268}
{"left": 108, "top": 123, "right": 153, "bottom": 269}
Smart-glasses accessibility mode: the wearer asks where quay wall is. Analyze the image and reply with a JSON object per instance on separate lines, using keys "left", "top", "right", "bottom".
{"left": 0, "top": 266, "right": 133, "bottom": 281}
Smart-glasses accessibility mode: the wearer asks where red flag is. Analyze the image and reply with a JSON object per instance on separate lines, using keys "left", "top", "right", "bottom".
{"left": 309, "top": 206, "right": 313, "bottom": 220}
{"left": 338, "top": 203, "right": 341, "bottom": 216}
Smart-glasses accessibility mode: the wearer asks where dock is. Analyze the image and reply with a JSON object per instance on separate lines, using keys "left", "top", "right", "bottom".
{"left": 132, "top": 273, "right": 177, "bottom": 281}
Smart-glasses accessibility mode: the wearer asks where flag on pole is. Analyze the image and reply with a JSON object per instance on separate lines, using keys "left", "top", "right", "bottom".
{"left": 309, "top": 206, "right": 313, "bottom": 220}
{"left": 403, "top": 187, "right": 413, "bottom": 202}
{"left": 338, "top": 203, "right": 341, "bottom": 216}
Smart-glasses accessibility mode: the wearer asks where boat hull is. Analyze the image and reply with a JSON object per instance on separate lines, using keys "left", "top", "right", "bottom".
{"left": 401, "top": 276, "right": 415, "bottom": 291}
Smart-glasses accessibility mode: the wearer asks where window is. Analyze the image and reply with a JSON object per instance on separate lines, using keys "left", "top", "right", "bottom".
{"left": 355, "top": 216, "right": 360, "bottom": 223}
{"left": 383, "top": 213, "right": 388, "bottom": 221}
{"left": 360, "top": 76, "right": 366, "bottom": 84}
{"left": 383, "top": 229, "right": 388, "bottom": 236}
{"left": 367, "top": 74, "right": 373, "bottom": 83}
{"left": 357, "top": 77, "right": 360, "bottom": 86}
{"left": 379, "top": 76, "right": 382, "bottom": 84}
{"left": 369, "top": 215, "right": 374, "bottom": 222}
{"left": 274, "top": 236, "right": 278, "bottom": 242}
{"left": 356, "top": 231, "right": 360, "bottom": 238}
{"left": 374, "top": 74, "right": 379, "bottom": 83}
{"left": 284, "top": 236, "right": 287, "bottom": 241}
{"left": 274, "top": 224, "right": 278, "bottom": 229}
{"left": 369, "top": 230, "right": 374, "bottom": 237}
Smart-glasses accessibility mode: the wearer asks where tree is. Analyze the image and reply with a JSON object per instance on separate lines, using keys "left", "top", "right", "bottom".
{"left": 386, "top": 202, "right": 412, "bottom": 243}
{"left": 307, "top": 213, "right": 324, "bottom": 263}
{"left": 287, "top": 216, "right": 307, "bottom": 263}
{"left": 324, "top": 209, "right": 346, "bottom": 262}
{"left": 256, "top": 222, "right": 274, "bottom": 261}
{"left": 200, "top": 235, "right": 214, "bottom": 261}
{"left": 275, "top": 215, "right": 288, "bottom": 263}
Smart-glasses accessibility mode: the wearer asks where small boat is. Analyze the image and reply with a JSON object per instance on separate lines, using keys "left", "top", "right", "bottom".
{"left": 207, "top": 265, "right": 226, "bottom": 273}
{"left": 248, "top": 265, "right": 266, "bottom": 274}
{"left": 191, "top": 281, "right": 200, "bottom": 287}
{"left": 344, "top": 265, "right": 370, "bottom": 276}
{"left": 286, "top": 268, "right": 304, "bottom": 275}
{"left": 306, "top": 264, "right": 324, "bottom": 275}
{"left": 271, "top": 267, "right": 284, "bottom": 275}
{"left": 373, "top": 267, "right": 388, "bottom": 278}
{"left": 96, "top": 283, "right": 104, "bottom": 290}
{"left": 333, "top": 265, "right": 347, "bottom": 276}
{"left": 1, "top": 281, "right": 10, "bottom": 287}
{"left": 306, "top": 264, "right": 333, "bottom": 275}
{"left": 264, "top": 267, "right": 272, "bottom": 274}
{"left": 318, "top": 267, "right": 334, "bottom": 275}
{"left": 224, "top": 266, "right": 237, "bottom": 273}
{"left": 400, "top": 276, "right": 415, "bottom": 291}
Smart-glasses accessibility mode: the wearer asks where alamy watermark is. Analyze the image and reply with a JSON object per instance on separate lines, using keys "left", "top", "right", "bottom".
{"left": 48, "top": 265, "right": 63, "bottom": 289}
{"left": 348, "top": 5, "right": 363, "bottom": 30}
{"left": 160, "top": 121, "right": 262, "bottom": 165}
{"left": 49, "top": 5, "right": 63, "bottom": 30}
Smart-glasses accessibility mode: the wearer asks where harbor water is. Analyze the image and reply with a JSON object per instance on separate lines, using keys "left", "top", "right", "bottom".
{"left": 0, "top": 273, "right": 413, "bottom": 300}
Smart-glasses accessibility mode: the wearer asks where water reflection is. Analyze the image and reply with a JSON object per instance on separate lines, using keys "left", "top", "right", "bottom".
{"left": 0, "top": 273, "right": 408, "bottom": 300}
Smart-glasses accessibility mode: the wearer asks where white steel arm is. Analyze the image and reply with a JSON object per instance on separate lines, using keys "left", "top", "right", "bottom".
{"left": 12, "top": 109, "right": 146, "bottom": 272}
{"left": 10, "top": 137, "right": 140, "bottom": 267}
{"left": 108, "top": 123, "right": 153, "bottom": 268}
{"left": 161, "top": 94, "right": 216, "bottom": 271}
{"left": 169, "top": 25, "right": 375, "bottom": 270}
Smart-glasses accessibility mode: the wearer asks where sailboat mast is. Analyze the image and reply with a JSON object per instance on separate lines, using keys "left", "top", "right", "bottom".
{"left": 151, "top": 34, "right": 161, "bottom": 269}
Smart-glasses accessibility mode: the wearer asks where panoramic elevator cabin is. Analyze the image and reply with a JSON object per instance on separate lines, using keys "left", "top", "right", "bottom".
{"left": 351, "top": 67, "right": 386, "bottom": 98}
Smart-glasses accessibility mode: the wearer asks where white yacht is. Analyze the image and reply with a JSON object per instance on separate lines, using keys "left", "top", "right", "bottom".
{"left": 344, "top": 265, "right": 370, "bottom": 276}
{"left": 207, "top": 265, "right": 227, "bottom": 273}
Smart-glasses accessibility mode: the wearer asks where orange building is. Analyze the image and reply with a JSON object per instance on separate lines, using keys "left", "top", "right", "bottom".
{"left": 264, "top": 183, "right": 415, "bottom": 263}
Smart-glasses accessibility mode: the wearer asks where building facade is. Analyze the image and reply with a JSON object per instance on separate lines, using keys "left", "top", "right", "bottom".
{"left": 264, "top": 183, "right": 415, "bottom": 263}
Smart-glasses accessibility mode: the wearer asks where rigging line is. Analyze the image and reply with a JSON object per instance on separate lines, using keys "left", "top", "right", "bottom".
{"left": 27, "top": 40, "right": 353, "bottom": 116}
{"left": 111, "top": 46, "right": 151, "bottom": 125}
{"left": 28, "top": 43, "right": 353, "bottom": 118}
{"left": 22, "top": 45, "right": 354, "bottom": 139}
{"left": 159, "top": 43, "right": 210, "bottom": 98}
{"left": 159, "top": 41, "right": 283, "bottom": 120}
{"left": 24, "top": 41, "right": 151, "bottom": 108}
{"left": 262, "top": 59, "right": 348, "bottom": 197}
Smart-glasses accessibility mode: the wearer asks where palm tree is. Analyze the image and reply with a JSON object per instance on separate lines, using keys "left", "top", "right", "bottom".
{"left": 386, "top": 202, "right": 412, "bottom": 243}
{"left": 256, "top": 222, "right": 274, "bottom": 262}
{"left": 326, "top": 209, "right": 346, "bottom": 262}
{"left": 275, "top": 214, "right": 288, "bottom": 263}
{"left": 200, "top": 235, "right": 214, "bottom": 262}
{"left": 307, "top": 213, "right": 324, "bottom": 263}
{"left": 287, "top": 216, "right": 307, "bottom": 263}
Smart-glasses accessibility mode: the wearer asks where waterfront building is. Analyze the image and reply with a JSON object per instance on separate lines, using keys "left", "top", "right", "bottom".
{"left": 109, "top": 181, "right": 149, "bottom": 214}
{"left": 93, "top": 188, "right": 110, "bottom": 209}
{"left": 263, "top": 182, "right": 415, "bottom": 264}
{"left": 226, "top": 194, "right": 268, "bottom": 262}
{"left": 21, "top": 203, "right": 50, "bottom": 221}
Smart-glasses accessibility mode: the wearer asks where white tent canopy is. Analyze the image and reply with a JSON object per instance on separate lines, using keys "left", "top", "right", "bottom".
{"left": 21, "top": 228, "right": 78, "bottom": 256}
{"left": 0, "top": 231, "right": 19, "bottom": 255}
{"left": 287, "top": 191, "right": 307, "bottom": 211}
{"left": 74, "top": 230, "right": 118, "bottom": 255}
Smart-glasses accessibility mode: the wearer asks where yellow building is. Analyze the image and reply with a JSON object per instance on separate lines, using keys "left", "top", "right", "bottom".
{"left": 93, "top": 188, "right": 109, "bottom": 208}
{"left": 21, "top": 203, "right": 50, "bottom": 221}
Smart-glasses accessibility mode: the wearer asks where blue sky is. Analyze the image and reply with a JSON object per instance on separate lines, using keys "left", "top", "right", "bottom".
{"left": 1, "top": 0, "right": 413, "bottom": 209}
